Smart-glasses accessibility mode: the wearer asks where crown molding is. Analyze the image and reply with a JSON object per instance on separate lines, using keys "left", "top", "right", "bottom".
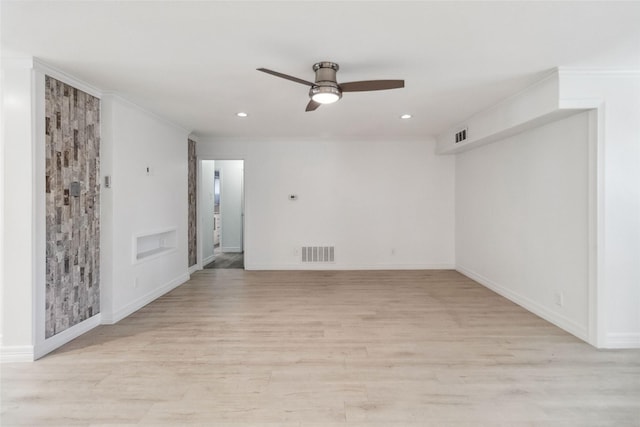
{"left": 557, "top": 67, "right": 640, "bottom": 77}
{"left": 30, "top": 57, "right": 192, "bottom": 135}
{"left": 101, "top": 91, "right": 190, "bottom": 135}
{"left": 199, "top": 135, "right": 436, "bottom": 144}
{"left": 32, "top": 58, "right": 102, "bottom": 98}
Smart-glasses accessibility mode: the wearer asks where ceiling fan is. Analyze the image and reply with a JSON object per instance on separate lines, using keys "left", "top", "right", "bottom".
{"left": 257, "top": 61, "right": 405, "bottom": 112}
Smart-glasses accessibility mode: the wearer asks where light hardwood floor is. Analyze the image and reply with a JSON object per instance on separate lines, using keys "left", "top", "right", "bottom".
{"left": 2, "top": 270, "right": 639, "bottom": 426}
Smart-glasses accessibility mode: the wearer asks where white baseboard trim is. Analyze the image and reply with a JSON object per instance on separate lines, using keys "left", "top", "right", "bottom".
{"left": 456, "top": 265, "right": 589, "bottom": 343}
{"left": 101, "top": 272, "right": 190, "bottom": 325}
{"left": 604, "top": 333, "right": 640, "bottom": 349}
{"left": 188, "top": 263, "right": 199, "bottom": 274}
{"left": 202, "top": 254, "right": 215, "bottom": 266}
{"left": 1, "top": 345, "right": 35, "bottom": 363}
{"left": 245, "top": 263, "right": 455, "bottom": 271}
{"left": 221, "top": 246, "right": 242, "bottom": 253}
{"left": 33, "top": 314, "right": 102, "bottom": 360}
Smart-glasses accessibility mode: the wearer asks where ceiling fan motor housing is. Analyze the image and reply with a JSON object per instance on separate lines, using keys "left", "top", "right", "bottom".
{"left": 313, "top": 61, "right": 339, "bottom": 83}
{"left": 310, "top": 61, "right": 342, "bottom": 101}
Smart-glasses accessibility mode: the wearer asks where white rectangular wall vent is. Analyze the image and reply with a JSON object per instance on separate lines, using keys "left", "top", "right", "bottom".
{"left": 455, "top": 127, "right": 468, "bottom": 143}
{"left": 301, "top": 246, "right": 335, "bottom": 263}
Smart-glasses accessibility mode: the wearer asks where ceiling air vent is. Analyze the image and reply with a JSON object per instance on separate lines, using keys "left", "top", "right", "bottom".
{"left": 455, "top": 127, "right": 468, "bottom": 143}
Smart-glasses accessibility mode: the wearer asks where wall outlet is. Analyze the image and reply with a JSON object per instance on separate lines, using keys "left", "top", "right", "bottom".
{"left": 134, "top": 277, "right": 139, "bottom": 288}
{"left": 390, "top": 248, "right": 396, "bottom": 256}
{"left": 554, "top": 291, "right": 564, "bottom": 307}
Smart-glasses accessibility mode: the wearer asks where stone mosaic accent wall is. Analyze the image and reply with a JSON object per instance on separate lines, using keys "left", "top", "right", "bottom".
{"left": 188, "top": 139, "right": 197, "bottom": 267}
{"left": 45, "top": 76, "right": 100, "bottom": 338}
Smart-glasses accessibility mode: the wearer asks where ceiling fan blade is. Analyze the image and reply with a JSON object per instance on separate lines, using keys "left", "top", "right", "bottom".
{"left": 257, "top": 68, "right": 315, "bottom": 86}
{"left": 340, "top": 80, "right": 405, "bottom": 92}
{"left": 305, "top": 100, "right": 321, "bottom": 112}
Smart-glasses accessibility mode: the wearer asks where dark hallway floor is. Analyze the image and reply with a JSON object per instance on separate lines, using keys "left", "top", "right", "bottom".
{"left": 204, "top": 248, "right": 244, "bottom": 269}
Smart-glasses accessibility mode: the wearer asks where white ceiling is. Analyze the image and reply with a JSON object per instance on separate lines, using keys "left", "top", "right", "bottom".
{"left": 2, "top": 1, "right": 640, "bottom": 140}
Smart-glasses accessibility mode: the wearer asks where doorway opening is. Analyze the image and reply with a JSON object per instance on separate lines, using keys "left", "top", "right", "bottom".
{"left": 200, "top": 160, "right": 245, "bottom": 269}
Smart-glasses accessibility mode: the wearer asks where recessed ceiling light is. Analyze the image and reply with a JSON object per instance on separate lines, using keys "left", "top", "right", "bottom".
{"left": 236, "top": 112, "right": 248, "bottom": 118}
{"left": 400, "top": 114, "right": 412, "bottom": 119}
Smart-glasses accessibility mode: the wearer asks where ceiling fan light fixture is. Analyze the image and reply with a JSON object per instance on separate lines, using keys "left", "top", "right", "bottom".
{"left": 310, "top": 85, "right": 342, "bottom": 104}
{"left": 312, "top": 92, "right": 340, "bottom": 104}
{"left": 257, "top": 62, "right": 404, "bottom": 112}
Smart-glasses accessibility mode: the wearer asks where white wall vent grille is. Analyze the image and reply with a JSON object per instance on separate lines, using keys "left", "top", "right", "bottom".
{"left": 455, "top": 127, "right": 468, "bottom": 143}
{"left": 301, "top": 246, "right": 335, "bottom": 263}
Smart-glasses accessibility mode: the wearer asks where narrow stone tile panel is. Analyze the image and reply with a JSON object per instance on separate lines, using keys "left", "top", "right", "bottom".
{"left": 188, "top": 138, "right": 197, "bottom": 267}
{"left": 45, "top": 76, "right": 100, "bottom": 338}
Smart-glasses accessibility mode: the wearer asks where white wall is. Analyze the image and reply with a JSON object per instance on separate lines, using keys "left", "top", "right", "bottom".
{"left": 456, "top": 112, "right": 591, "bottom": 340}
{"left": 443, "top": 68, "right": 640, "bottom": 348}
{"left": 1, "top": 59, "right": 36, "bottom": 361}
{"left": 201, "top": 160, "right": 215, "bottom": 264}
{"left": 217, "top": 160, "right": 243, "bottom": 253}
{"left": 559, "top": 71, "right": 640, "bottom": 347}
{"left": 100, "top": 94, "right": 190, "bottom": 324}
{"left": 197, "top": 138, "right": 455, "bottom": 269}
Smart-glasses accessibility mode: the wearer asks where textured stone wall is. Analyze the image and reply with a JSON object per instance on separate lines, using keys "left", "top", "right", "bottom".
{"left": 188, "top": 138, "right": 197, "bottom": 267}
{"left": 45, "top": 76, "right": 100, "bottom": 338}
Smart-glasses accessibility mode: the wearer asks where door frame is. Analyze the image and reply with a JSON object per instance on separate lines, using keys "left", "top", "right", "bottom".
{"left": 196, "top": 157, "right": 246, "bottom": 270}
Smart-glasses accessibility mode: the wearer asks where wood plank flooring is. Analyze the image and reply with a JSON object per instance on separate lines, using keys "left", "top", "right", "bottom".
{"left": 2, "top": 270, "right": 639, "bottom": 426}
